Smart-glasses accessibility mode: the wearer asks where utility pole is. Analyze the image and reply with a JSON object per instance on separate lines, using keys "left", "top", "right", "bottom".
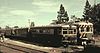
{"left": 28, "top": 19, "right": 30, "bottom": 27}
{"left": 94, "top": 0, "right": 96, "bottom": 5}
{"left": 28, "top": 19, "right": 30, "bottom": 32}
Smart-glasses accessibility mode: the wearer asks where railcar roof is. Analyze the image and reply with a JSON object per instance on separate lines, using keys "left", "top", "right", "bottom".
{"left": 74, "top": 22, "right": 93, "bottom": 25}
{"left": 13, "top": 27, "right": 28, "bottom": 30}
{"left": 33, "top": 24, "right": 76, "bottom": 28}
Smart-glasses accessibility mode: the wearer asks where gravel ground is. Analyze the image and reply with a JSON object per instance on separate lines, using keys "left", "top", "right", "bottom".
{"left": 0, "top": 42, "right": 46, "bottom": 53}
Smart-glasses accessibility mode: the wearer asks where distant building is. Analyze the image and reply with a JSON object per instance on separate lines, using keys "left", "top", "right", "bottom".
{"left": 14, "top": 26, "right": 19, "bottom": 28}
{"left": 30, "top": 22, "right": 35, "bottom": 27}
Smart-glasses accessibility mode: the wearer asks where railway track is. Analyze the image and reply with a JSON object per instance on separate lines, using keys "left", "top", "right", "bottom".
{"left": 0, "top": 38, "right": 87, "bottom": 53}
{"left": 0, "top": 42, "right": 46, "bottom": 53}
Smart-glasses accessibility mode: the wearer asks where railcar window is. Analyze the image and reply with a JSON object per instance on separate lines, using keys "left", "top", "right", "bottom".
{"left": 46, "top": 30, "right": 50, "bottom": 33}
{"left": 90, "top": 25, "right": 93, "bottom": 32}
{"left": 81, "top": 27, "right": 84, "bottom": 32}
{"left": 91, "top": 27, "right": 92, "bottom": 32}
{"left": 63, "top": 28, "right": 77, "bottom": 34}
{"left": 74, "top": 29, "right": 76, "bottom": 34}
{"left": 86, "top": 26, "right": 90, "bottom": 32}
{"left": 43, "top": 30, "right": 46, "bottom": 33}
{"left": 39, "top": 30, "right": 43, "bottom": 33}
{"left": 63, "top": 31, "right": 67, "bottom": 34}
{"left": 69, "top": 31, "right": 73, "bottom": 34}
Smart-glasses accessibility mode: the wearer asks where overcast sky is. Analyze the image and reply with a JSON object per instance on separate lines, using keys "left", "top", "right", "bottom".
{"left": 0, "top": 0, "right": 100, "bottom": 28}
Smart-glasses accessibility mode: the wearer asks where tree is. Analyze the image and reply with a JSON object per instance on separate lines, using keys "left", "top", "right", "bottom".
{"left": 57, "top": 4, "right": 69, "bottom": 24}
{"left": 70, "top": 15, "right": 84, "bottom": 22}
{"left": 5, "top": 26, "right": 11, "bottom": 29}
{"left": 90, "top": 4, "right": 100, "bottom": 34}
{"left": 71, "top": 15, "right": 77, "bottom": 21}
{"left": 83, "top": 2, "right": 100, "bottom": 34}
{"left": 83, "top": 0, "right": 91, "bottom": 22}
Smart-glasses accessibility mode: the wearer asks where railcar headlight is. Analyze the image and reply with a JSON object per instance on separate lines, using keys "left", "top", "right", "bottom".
{"left": 92, "top": 37, "right": 94, "bottom": 40}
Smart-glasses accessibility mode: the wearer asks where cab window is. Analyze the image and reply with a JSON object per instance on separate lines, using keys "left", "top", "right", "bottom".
{"left": 81, "top": 27, "right": 84, "bottom": 32}
{"left": 63, "top": 31, "right": 67, "bottom": 34}
{"left": 86, "top": 26, "right": 90, "bottom": 32}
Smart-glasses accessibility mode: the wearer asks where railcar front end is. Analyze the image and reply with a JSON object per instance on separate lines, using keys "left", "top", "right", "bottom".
{"left": 61, "top": 25, "right": 77, "bottom": 46}
{"left": 74, "top": 22, "right": 94, "bottom": 45}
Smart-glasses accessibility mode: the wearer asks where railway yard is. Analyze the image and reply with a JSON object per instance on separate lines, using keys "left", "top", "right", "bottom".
{"left": 0, "top": 1, "right": 100, "bottom": 53}
{"left": 0, "top": 37, "right": 100, "bottom": 53}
